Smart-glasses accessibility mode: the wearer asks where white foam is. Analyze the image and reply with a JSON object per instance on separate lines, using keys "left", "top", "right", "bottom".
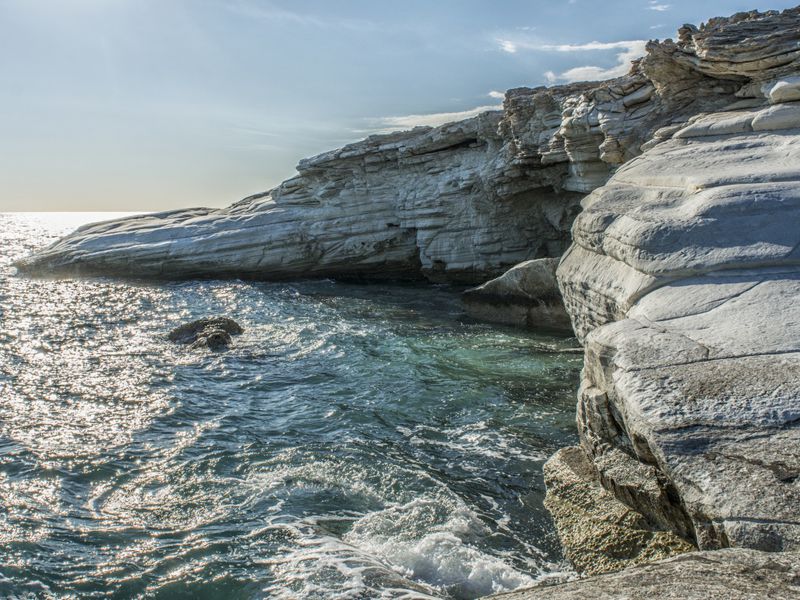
{"left": 400, "top": 421, "right": 548, "bottom": 464}
{"left": 343, "top": 496, "right": 536, "bottom": 599}
{"left": 260, "top": 522, "right": 442, "bottom": 599}
{"left": 258, "top": 491, "right": 546, "bottom": 599}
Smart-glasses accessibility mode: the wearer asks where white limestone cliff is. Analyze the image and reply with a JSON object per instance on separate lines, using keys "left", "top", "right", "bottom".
{"left": 17, "top": 8, "right": 775, "bottom": 283}
{"left": 14, "top": 114, "right": 583, "bottom": 284}
{"left": 553, "top": 6, "right": 800, "bottom": 567}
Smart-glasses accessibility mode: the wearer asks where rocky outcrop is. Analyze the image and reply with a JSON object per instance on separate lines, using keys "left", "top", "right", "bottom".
{"left": 494, "top": 549, "right": 800, "bottom": 599}
{"left": 557, "top": 100, "right": 800, "bottom": 554}
{"left": 462, "top": 258, "right": 572, "bottom": 332}
{"left": 168, "top": 316, "right": 244, "bottom": 350}
{"left": 543, "top": 447, "right": 693, "bottom": 576}
{"left": 19, "top": 9, "right": 788, "bottom": 283}
{"left": 553, "top": 6, "right": 800, "bottom": 568}
{"left": 14, "top": 115, "right": 583, "bottom": 284}
{"left": 14, "top": 3, "right": 800, "bottom": 583}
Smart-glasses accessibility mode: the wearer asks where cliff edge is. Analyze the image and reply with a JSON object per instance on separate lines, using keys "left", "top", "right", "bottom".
{"left": 554, "top": 7, "right": 800, "bottom": 555}
{"left": 495, "top": 7, "right": 800, "bottom": 598}
{"left": 16, "top": 7, "right": 776, "bottom": 283}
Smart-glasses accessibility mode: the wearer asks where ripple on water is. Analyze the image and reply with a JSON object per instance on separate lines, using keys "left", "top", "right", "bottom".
{"left": 0, "top": 213, "right": 580, "bottom": 599}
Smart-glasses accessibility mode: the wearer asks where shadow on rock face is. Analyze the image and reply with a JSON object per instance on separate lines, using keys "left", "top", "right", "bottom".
{"left": 168, "top": 317, "right": 244, "bottom": 351}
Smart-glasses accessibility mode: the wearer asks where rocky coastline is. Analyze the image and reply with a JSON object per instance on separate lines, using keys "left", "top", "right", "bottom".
{"left": 15, "top": 6, "right": 800, "bottom": 598}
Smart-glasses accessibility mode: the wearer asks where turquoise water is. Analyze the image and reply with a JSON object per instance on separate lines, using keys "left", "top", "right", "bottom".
{"left": 0, "top": 213, "right": 580, "bottom": 599}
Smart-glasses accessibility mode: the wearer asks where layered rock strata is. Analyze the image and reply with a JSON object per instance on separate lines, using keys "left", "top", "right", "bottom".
{"left": 18, "top": 8, "right": 787, "bottom": 283}
{"left": 552, "top": 6, "right": 800, "bottom": 569}
{"left": 462, "top": 258, "right": 573, "bottom": 332}
{"left": 15, "top": 115, "right": 582, "bottom": 284}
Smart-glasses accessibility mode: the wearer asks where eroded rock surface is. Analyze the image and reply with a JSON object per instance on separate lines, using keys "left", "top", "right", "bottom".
{"left": 15, "top": 115, "right": 582, "bottom": 284}
{"left": 555, "top": 7, "right": 800, "bottom": 561}
{"left": 543, "top": 447, "right": 693, "bottom": 576}
{"left": 20, "top": 10, "right": 799, "bottom": 283}
{"left": 462, "top": 258, "right": 572, "bottom": 331}
{"left": 495, "top": 549, "right": 800, "bottom": 599}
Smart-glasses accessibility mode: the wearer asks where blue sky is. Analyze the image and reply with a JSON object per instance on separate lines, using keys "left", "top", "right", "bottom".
{"left": 1, "top": 0, "right": 797, "bottom": 211}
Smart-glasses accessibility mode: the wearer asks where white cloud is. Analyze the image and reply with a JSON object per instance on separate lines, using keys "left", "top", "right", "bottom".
{"left": 539, "top": 40, "right": 645, "bottom": 52}
{"left": 488, "top": 90, "right": 505, "bottom": 100}
{"left": 499, "top": 40, "right": 518, "bottom": 53}
{"left": 650, "top": 24, "right": 665, "bottom": 29}
{"left": 648, "top": 1, "right": 671, "bottom": 11}
{"left": 497, "top": 35, "right": 647, "bottom": 84}
{"left": 368, "top": 104, "right": 503, "bottom": 132}
{"left": 497, "top": 39, "right": 647, "bottom": 84}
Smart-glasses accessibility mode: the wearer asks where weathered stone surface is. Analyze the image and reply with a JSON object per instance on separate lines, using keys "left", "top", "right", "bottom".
{"left": 494, "top": 549, "right": 800, "bottom": 599}
{"left": 555, "top": 7, "right": 800, "bottom": 559}
{"left": 574, "top": 272, "right": 800, "bottom": 552}
{"left": 462, "top": 258, "right": 572, "bottom": 331}
{"left": 15, "top": 115, "right": 582, "bottom": 284}
{"left": 765, "top": 76, "right": 800, "bottom": 104}
{"left": 543, "top": 447, "right": 693, "bottom": 576}
{"left": 168, "top": 317, "right": 244, "bottom": 350}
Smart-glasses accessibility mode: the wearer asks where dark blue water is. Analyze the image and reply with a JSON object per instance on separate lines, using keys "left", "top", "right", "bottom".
{"left": 0, "top": 213, "right": 580, "bottom": 599}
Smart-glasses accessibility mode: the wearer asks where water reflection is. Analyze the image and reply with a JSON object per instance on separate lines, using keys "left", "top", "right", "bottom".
{"left": 0, "top": 213, "right": 580, "bottom": 599}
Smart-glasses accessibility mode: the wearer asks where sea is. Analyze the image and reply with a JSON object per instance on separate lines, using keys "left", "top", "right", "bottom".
{"left": 0, "top": 213, "right": 581, "bottom": 599}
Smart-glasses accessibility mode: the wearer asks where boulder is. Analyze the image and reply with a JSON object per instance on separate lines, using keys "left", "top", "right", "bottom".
{"left": 543, "top": 447, "right": 693, "bottom": 576}
{"left": 168, "top": 317, "right": 243, "bottom": 351}
{"left": 462, "top": 258, "right": 573, "bottom": 332}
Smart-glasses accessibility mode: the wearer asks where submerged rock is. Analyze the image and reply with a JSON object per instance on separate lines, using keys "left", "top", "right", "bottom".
{"left": 462, "top": 258, "right": 572, "bottom": 332}
{"left": 168, "top": 317, "right": 243, "bottom": 351}
{"left": 495, "top": 548, "right": 800, "bottom": 599}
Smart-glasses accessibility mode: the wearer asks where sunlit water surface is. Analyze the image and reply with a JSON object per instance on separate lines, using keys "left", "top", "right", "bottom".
{"left": 0, "top": 213, "right": 580, "bottom": 599}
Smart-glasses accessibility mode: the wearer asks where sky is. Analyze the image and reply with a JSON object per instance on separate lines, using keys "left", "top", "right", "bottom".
{"left": 1, "top": 0, "right": 797, "bottom": 211}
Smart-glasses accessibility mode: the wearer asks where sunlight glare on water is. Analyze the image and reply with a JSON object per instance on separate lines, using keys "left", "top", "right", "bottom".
{"left": 0, "top": 213, "right": 580, "bottom": 599}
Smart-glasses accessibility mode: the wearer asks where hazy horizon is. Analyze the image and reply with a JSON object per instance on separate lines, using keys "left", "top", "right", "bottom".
{"left": 2, "top": 0, "right": 797, "bottom": 212}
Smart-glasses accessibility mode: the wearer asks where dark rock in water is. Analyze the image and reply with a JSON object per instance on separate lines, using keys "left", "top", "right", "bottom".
{"left": 168, "top": 317, "right": 243, "bottom": 350}
{"left": 190, "top": 328, "right": 232, "bottom": 351}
